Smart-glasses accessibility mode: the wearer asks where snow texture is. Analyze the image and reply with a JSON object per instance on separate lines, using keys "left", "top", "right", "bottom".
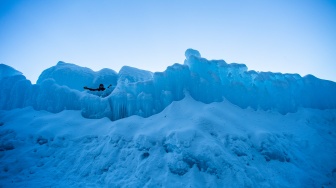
{"left": 1, "top": 49, "right": 335, "bottom": 121}
{"left": 1, "top": 49, "right": 336, "bottom": 187}
{"left": 0, "top": 96, "right": 335, "bottom": 187}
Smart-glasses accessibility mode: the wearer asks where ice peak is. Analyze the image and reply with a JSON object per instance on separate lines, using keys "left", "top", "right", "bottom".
{"left": 0, "top": 64, "right": 22, "bottom": 80}
{"left": 185, "top": 48, "right": 201, "bottom": 59}
{"left": 57, "top": 61, "right": 67, "bottom": 65}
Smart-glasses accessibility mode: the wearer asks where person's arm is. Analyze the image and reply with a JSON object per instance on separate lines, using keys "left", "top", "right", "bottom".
{"left": 84, "top": 86, "right": 98, "bottom": 91}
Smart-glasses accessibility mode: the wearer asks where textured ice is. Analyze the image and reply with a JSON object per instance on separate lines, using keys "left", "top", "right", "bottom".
{"left": 37, "top": 61, "right": 118, "bottom": 91}
{"left": 1, "top": 49, "right": 336, "bottom": 120}
{"left": 1, "top": 50, "right": 336, "bottom": 187}
{"left": 0, "top": 64, "right": 22, "bottom": 80}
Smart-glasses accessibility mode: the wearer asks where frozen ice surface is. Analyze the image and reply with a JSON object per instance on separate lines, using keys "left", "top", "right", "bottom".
{"left": 0, "top": 49, "right": 336, "bottom": 187}
{"left": 37, "top": 61, "right": 118, "bottom": 91}
{"left": 0, "top": 64, "right": 22, "bottom": 80}
{"left": 1, "top": 49, "right": 335, "bottom": 120}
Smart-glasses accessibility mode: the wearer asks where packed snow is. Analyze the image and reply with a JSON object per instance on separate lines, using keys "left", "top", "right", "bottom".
{"left": 1, "top": 95, "right": 336, "bottom": 187}
{"left": 0, "top": 49, "right": 336, "bottom": 187}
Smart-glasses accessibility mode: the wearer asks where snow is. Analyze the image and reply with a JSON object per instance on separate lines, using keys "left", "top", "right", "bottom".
{"left": 0, "top": 49, "right": 336, "bottom": 187}
{"left": 0, "top": 95, "right": 335, "bottom": 187}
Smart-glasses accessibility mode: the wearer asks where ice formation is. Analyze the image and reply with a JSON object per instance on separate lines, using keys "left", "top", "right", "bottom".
{"left": 0, "top": 64, "right": 22, "bottom": 80}
{"left": 1, "top": 95, "right": 336, "bottom": 187}
{"left": 1, "top": 50, "right": 336, "bottom": 187}
{"left": 1, "top": 49, "right": 336, "bottom": 121}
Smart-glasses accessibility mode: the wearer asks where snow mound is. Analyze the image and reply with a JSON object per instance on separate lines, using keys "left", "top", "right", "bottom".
{"left": 0, "top": 96, "right": 335, "bottom": 187}
{"left": 1, "top": 49, "right": 336, "bottom": 121}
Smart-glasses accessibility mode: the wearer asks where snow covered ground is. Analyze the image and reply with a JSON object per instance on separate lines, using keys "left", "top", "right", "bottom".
{"left": 1, "top": 49, "right": 336, "bottom": 187}
{"left": 1, "top": 95, "right": 335, "bottom": 187}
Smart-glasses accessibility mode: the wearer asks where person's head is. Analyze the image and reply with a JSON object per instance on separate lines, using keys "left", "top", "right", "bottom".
{"left": 99, "top": 84, "right": 104, "bottom": 88}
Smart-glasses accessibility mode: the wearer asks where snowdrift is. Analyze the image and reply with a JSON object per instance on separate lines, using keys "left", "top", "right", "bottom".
{"left": 1, "top": 96, "right": 335, "bottom": 187}
{"left": 1, "top": 49, "right": 336, "bottom": 121}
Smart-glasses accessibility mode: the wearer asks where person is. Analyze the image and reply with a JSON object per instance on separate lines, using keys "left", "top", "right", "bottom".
{"left": 84, "top": 84, "right": 111, "bottom": 91}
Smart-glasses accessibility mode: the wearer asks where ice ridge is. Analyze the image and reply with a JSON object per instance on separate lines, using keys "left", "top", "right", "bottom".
{"left": 1, "top": 49, "right": 335, "bottom": 120}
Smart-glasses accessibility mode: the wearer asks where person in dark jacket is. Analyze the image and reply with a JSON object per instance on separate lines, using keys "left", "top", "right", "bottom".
{"left": 84, "top": 84, "right": 111, "bottom": 91}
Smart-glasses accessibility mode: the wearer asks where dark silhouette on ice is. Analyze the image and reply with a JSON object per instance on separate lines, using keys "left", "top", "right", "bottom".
{"left": 84, "top": 84, "right": 111, "bottom": 91}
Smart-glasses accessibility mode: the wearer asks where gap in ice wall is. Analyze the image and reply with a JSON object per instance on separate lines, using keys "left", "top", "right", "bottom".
{"left": 0, "top": 49, "right": 336, "bottom": 121}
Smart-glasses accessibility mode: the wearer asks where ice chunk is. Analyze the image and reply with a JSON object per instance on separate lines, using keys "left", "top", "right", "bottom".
{"left": 118, "top": 66, "right": 153, "bottom": 84}
{"left": 185, "top": 48, "right": 201, "bottom": 59}
{"left": 0, "top": 64, "right": 22, "bottom": 80}
{"left": 37, "top": 61, "right": 118, "bottom": 91}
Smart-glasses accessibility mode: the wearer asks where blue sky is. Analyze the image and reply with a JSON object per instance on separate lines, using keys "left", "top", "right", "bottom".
{"left": 1, "top": 0, "right": 335, "bottom": 83}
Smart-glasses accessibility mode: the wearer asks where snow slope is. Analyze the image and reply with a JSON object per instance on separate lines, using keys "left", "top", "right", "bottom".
{"left": 1, "top": 95, "right": 335, "bottom": 187}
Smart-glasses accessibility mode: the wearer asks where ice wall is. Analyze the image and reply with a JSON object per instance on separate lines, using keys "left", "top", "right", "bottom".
{"left": 1, "top": 49, "right": 336, "bottom": 120}
{"left": 37, "top": 61, "right": 118, "bottom": 91}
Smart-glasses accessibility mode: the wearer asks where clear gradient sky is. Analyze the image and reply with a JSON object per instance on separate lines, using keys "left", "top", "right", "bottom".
{"left": 1, "top": 0, "right": 335, "bottom": 83}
